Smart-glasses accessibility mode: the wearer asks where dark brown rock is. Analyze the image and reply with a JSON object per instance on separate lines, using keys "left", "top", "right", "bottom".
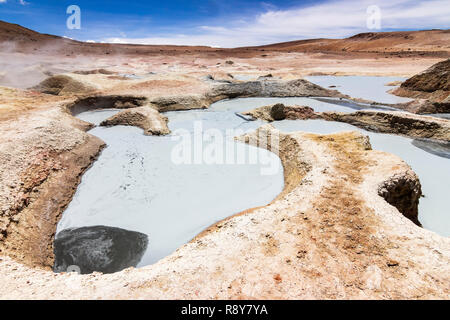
{"left": 401, "top": 59, "right": 450, "bottom": 92}
{"left": 270, "top": 103, "right": 286, "bottom": 120}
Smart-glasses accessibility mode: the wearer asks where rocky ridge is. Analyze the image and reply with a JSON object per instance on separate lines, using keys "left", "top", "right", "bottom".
{"left": 100, "top": 106, "right": 170, "bottom": 135}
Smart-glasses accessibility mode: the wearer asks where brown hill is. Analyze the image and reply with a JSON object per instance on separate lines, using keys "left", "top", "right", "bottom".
{"left": 0, "top": 20, "right": 62, "bottom": 43}
{"left": 0, "top": 20, "right": 215, "bottom": 56}
{"left": 0, "top": 20, "right": 449, "bottom": 58}
{"left": 254, "top": 30, "right": 450, "bottom": 55}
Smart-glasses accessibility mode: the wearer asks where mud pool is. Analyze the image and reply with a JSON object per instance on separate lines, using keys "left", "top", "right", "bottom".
{"left": 55, "top": 105, "right": 284, "bottom": 273}
{"left": 55, "top": 76, "right": 449, "bottom": 274}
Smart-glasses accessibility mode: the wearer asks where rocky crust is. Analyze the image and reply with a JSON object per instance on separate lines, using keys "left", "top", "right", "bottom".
{"left": 0, "top": 108, "right": 105, "bottom": 268}
{"left": 392, "top": 59, "right": 450, "bottom": 113}
{"left": 149, "top": 95, "right": 210, "bottom": 112}
{"left": 394, "top": 98, "right": 450, "bottom": 114}
{"left": 209, "top": 79, "right": 342, "bottom": 100}
{"left": 73, "top": 69, "right": 116, "bottom": 75}
{"left": 243, "top": 103, "right": 321, "bottom": 121}
{"left": 57, "top": 77, "right": 341, "bottom": 115}
{"left": 31, "top": 75, "right": 96, "bottom": 96}
{"left": 401, "top": 59, "right": 450, "bottom": 93}
{"left": 100, "top": 106, "right": 170, "bottom": 135}
{"left": 321, "top": 110, "right": 450, "bottom": 141}
{"left": 67, "top": 95, "right": 148, "bottom": 115}
{"left": 378, "top": 173, "right": 422, "bottom": 225}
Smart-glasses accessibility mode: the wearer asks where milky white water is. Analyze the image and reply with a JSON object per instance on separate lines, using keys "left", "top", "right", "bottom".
{"left": 57, "top": 105, "right": 284, "bottom": 266}
{"left": 57, "top": 76, "right": 449, "bottom": 272}
{"left": 305, "top": 76, "right": 413, "bottom": 104}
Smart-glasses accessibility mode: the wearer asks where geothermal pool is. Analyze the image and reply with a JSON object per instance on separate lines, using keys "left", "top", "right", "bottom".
{"left": 55, "top": 76, "right": 449, "bottom": 274}
{"left": 56, "top": 106, "right": 284, "bottom": 272}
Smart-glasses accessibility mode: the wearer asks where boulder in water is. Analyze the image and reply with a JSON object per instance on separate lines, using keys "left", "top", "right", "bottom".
{"left": 53, "top": 225, "right": 148, "bottom": 274}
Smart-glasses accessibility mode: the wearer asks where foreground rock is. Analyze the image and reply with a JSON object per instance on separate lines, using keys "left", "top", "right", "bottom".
{"left": 100, "top": 106, "right": 170, "bottom": 135}
{"left": 243, "top": 103, "right": 321, "bottom": 121}
{"left": 54, "top": 226, "right": 148, "bottom": 274}
{"left": 392, "top": 59, "right": 450, "bottom": 113}
{"left": 400, "top": 59, "right": 450, "bottom": 93}
{"left": 0, "top": 107, "right": 105, "bottom": 268}
{"left": 321, "top": 110, "right": 450, "bottom": 141}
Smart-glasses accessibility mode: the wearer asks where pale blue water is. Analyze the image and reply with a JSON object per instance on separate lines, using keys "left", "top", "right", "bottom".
{"left": 58, "top": 76, "right": 449, "bottom": 272}
{"left": 58, "top": 104, "right": 284, "bottom": 266}
{"left": 305, "top": 75, "right": 413, "bottom": 104}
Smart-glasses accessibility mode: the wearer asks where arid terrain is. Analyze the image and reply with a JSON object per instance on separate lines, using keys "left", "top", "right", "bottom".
{"left": 0, "top": 21, "right": 449, "bottom": 299}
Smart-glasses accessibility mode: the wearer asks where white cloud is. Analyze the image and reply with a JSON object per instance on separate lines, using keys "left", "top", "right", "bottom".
{"left": 103, "top": 0, "right": 450, "bottom": 47}
{"left": 0, "top": 0, "right": 7, "bottom": 3}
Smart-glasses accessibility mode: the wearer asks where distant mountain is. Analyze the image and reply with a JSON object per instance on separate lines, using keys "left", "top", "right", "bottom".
{"left": 252, "top": 30, "right": 450, "bottom": 54}
{"left": 1, "top": 20, "right": 449, "bottom": 57}
{"left": 0, "top": 20, "right": 63, "bottom": 43}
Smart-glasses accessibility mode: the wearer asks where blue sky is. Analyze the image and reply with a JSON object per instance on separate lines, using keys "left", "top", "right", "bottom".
{"left": 0, "top": 0, "right": 449, "bottom": 47}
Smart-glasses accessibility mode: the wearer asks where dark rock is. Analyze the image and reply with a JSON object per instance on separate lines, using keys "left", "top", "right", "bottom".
{"left": 53, "top": 225, "right": 148, "bottom": 274}
{"left": 68, "top": 95, "right": 147, "bottom": 115}
{"left": 401, "top": 59, "right": 450, "bottom": 92}
{"left": 284, "top": 105, "right": 320, "bottom": 120}
{"left": 378, "top": 174, "right": 422, "bottom": 226}
{"left": 270, "top": 103, "right": 286, "bottom": 120}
